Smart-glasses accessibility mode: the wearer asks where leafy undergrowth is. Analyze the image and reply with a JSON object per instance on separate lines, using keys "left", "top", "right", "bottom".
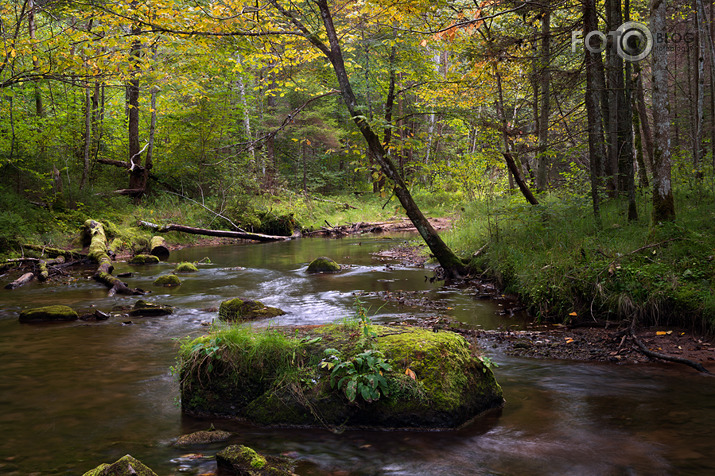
{"left": 446, "top": 188, "right": 715, "bottom": 332}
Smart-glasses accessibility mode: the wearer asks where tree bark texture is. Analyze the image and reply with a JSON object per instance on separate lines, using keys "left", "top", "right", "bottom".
{"left": 650, "top": 0, "right": 676, "bottom": 222}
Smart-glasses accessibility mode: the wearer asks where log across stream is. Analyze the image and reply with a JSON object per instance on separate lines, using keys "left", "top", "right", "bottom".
{"left": 1, "top": 235, "right": 715, "bottom": 475}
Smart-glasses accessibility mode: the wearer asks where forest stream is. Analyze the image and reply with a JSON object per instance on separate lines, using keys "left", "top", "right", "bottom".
{"left": 2, "top": 234, "right": 715, "bottom": 475}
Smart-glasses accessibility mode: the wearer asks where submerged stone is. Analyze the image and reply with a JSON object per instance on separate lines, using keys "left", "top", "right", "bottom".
{"left": 82, "top": 454, "right": 158, "bottom": 476}
{"left": 179, "top": 324, "right": 503, "bottom": 429}
{"left": 174, "top": 262, "right": 199, "bottom": 273}
{"left": 215, "top": 445, "right": 295, "bottom": 476}
{"left": 129, "top": 254, "right": 160, "bottom": 265}
{"left": 128, "top": 300, "right": 174, "bottom": 317}
{"left": 19, "top": 305, "right": 78, "bottom": 323}
{"left": 153, "top": 274, "right": 181, "bottom": 287}
{"left": 306, "top": 256, "right": 341, "bottom": 274}
{"left": 218, "top": 298, "right": 286, "bottom": 322}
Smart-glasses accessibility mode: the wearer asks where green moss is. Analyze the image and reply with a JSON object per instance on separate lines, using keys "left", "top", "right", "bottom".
{"left": 19, "top": 305, "right": 78, "bottom": 323}
{"left": 154, "top": 274, "right": 181, "bottom": 286}
{"left": 129, "top": 254, "right": 160, "bottom": 265}
{"left": 306, "top": 256, "right": 341, "bottom": 273}
{"left": 82, "top": 454, "right": 158, "bottom": 476}
{"left": 174, "top": 261, "right": 199, "bottom": 273}
{"left": 218, "top": 298, "right": 285, "bottom": 321}
{"left": 215, "top": 445, "right": 295, "bottom": 475}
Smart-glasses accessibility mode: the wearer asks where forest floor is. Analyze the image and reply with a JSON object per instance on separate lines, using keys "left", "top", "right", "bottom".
{"left": 372, "top": 241, "right": 715, "bottom": 374}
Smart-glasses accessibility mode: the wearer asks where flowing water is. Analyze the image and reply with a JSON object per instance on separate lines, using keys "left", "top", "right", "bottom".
{"left": 1, "top": 234, "right": 714, "bottom": 475}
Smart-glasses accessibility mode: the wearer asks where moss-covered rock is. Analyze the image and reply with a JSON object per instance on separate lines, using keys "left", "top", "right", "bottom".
{"left": 129, "top": 254, "right": 160, "bottom": 265}
{"left": 306, "top": 257, "right": 341, "bottom": 274}
{"left": 19, "top": 305, "right": 78, "bottom": 323}
{"left": 218, "top": 298, "right": 286, "bottom": 322}
{"left": 174, "top": 427, "right": 232, "bottom": 447}
{"left": 215, "top": 445, "right": 295, "bottom": 476}
{"left": 82, "top": 454, "right": 158, "bottom": 476}
{"left": 174, "top": 262, "right": 199, "bottom": 273}
{"left": 257, "top": 212, "right": 298, "bottom": 237}
{"left": 128, "top": 300, "right": 174, "bottom": 317}
{"left": 153, "top": 274, "right": 181, "bottom": 286}
{"left": 179, "top": 324, "right": 503, "bottom": 429}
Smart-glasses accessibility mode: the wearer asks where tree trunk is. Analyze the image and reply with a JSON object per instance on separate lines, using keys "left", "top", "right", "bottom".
{"left": 634, "top": 64, "right": 654, "bottom": 174}
{"left": 5, "top": 272, "right": 35, "bottom": 290}
{"left": 503, "top": 153, "right": 539, "bottom": 205}
{"left": 80, "top": 85, "right": 92, "bottom": 190}
{"left": 584, "top": 0, "right": 606, "bottom": 226}
{"left": 621, "top": 0, "right": 638, "bottom": 221}
{"left": 694, "top": 0, "right": 706, "bottom": 177}
{"left": 650, "top": 0, "right": 676, "bottom": 222}
{"left": 127, "top": 30, "right": 144, "bottom": 192}
{"left": 535, "top": 7, "right": 551, "bottom": 192}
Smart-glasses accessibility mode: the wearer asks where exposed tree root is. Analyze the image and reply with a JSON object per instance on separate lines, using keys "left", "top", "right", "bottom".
{"left": 629, "top": 322, "right": 711, "bottom": 374}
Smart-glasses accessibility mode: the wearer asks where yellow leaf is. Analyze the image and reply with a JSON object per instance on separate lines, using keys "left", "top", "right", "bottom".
{"left": 405, "top": 368, "right": 416, "bottom": 380}
{"left": 569, "top": 312, "right": 577, "bottom": 316}
{"left": 656, "top": 331, "right": 667, "bottom": 336}
{"left": 565, "top": 338, "right": 574, "bottom": 344}
{"left": 420, "top": 39, "right": 428, "bottom": 47}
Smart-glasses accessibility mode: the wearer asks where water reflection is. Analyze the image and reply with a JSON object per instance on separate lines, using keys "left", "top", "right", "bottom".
{"left": 0, "top": 235, "right": 714, "bottom": 474}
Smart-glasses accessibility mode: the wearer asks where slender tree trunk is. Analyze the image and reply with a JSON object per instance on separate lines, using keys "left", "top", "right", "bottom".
{"left": 236, "top": 55, "right": 255, "bottom": 169}
{"left": 127, "top": 29, "right": 144, "bottom": 191}
{"left": 634, "top": 64, "right": 654, "bottom": 174}
{"left": 694, "top": 0, "right": 706, "bottom": 178}
{"left": 622, "top": 0, "right": 638, "bottom": 220}
{"left": 80, "top": 86, "right": 92, "bottom": 190}
{"left": 605, "top": 0, "right": 622, "bottom": 195}
{"left": 650, "top": 0, "right": 676, "bottom": 222}
{"left": 535, "top": 7, "right": 551, "bottom": 192}
{"left": 28, "top": 0, "right": 44, "bottom": 117}
{"left": 584, "top": 0, "right": 606, "bottom": 226}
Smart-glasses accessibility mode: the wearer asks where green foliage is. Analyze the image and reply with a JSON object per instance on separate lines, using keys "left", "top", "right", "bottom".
{"left": 322, "top": 348, "right": 392, "bottom": 403}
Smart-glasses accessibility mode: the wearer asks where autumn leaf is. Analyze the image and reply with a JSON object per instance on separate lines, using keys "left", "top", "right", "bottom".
{"left": 405, "top": 368, "right": 416, "bottom": 380}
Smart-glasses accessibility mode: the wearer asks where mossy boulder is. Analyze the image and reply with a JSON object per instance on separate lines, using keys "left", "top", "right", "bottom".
{"left": 257, "top": 212, "right": 298, "bottom": 237}
{"left": 306, "top": 256, "right": 341, "bottom": 274}
{"left": 179, "top": 324, "right": 504, "bottom": 429}
{"left": 129, "top": 254, "right": 160, "bottom": 265}
{"left": 82, "top": 454, "right": 158, "bottom": 476}
{"left": 128, "top": 300, "right": 174, "bottom": 317}
{"left": 174, "top": 262, "right": 199, "bottom": 273}
{"left": 19, "top": 305, "right": 78, "bottom": 323}
{"left": 215, "top": 445, "right": 295, "bottom": 476}
{"left": 174, "top": 427, "right": 232, "bottom": 447}
{"left": 153, "top": 274, "right": 181, "bottom": 287}
{"left": 218, "top": 298, "right": 286, "bottom": 322}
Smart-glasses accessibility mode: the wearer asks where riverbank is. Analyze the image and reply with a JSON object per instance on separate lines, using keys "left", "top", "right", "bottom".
{"left": 444, "top": 189, "right": 715, "bottom": 335}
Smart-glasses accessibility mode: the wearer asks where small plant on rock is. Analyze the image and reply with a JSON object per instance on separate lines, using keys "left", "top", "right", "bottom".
{"left": 320, "top": 348, "right": 392, "bottom": 403}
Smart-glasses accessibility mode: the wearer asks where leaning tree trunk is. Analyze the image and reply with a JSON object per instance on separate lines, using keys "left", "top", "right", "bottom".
{"left": 84, "top": 220, "right": 145, "bottom": 296}
{"left": 282, "top": 0, "right": 467, "bottom": 278}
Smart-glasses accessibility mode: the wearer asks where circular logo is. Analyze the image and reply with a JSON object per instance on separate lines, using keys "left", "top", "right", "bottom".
{"left": 616, "top": 21, "right": 653, "bottom": 62}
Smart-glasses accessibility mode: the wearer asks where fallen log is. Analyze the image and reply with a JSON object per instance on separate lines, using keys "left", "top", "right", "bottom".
{"left": 149, "top": 235, "right": 170, "bottom": 261}
{"left": 5, "top": 272, "right": 35, "bottom": 290}
{"left": 138, "top": 220, "right": 291, "bottom": 242}
{"left": 84, "top": 220, "right": 145, "bottom": 296}
{"left": 20, "top": 244, "right": 86, "bottom": 260}
{"left": 38, "top": 256, "right": 65, "bottom": 281}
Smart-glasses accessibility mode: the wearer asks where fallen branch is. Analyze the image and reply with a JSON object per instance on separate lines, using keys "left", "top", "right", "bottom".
{"left": 137, "top": 220, "right": 291, "bottom": 242}
{"left": 162, "top": 190, "right": 246, "bottom": 232}
{"left": 629, "top": 323, "right": 710, "bottom": 374}
{"left": 84, "top": 220, "right": 146, "bottom": 296}
{"left": 20, "top": 244, "right": 86, "bottom": 260}
{"left": 5, "top": 272, "right": 34, "bottom": 290}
